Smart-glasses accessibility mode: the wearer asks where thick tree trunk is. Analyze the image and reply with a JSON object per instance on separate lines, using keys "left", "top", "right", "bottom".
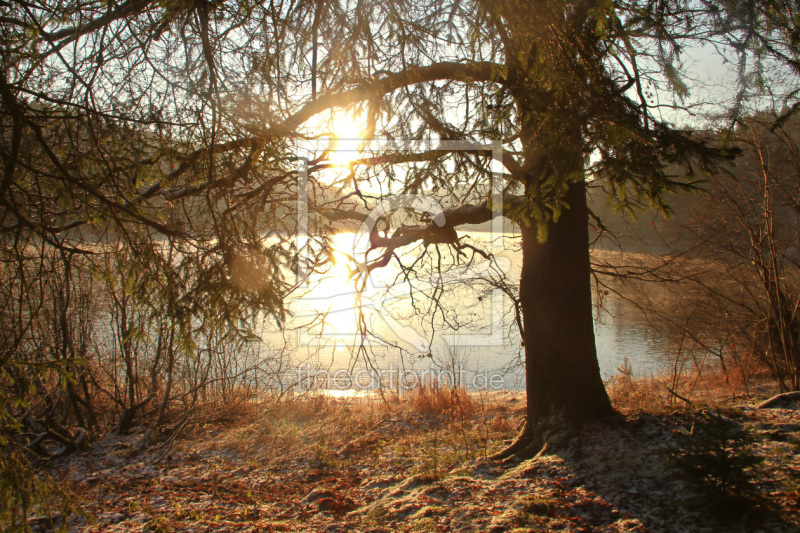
{"left": 497, "top": 179, "right": 614, "bottom": 458}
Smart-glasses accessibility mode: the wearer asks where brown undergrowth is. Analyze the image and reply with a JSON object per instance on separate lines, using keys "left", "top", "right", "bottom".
{"left": 226, "top": 385, "right": 520, "bottom": 476}
{"left": 606, "top": 362, "right": 776, "bottom": 414}
{"left": 33, "top": 382, "right": 800, "bottom": 532}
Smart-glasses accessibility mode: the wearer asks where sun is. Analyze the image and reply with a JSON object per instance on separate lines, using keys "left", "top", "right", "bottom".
{"left": 326, "top": 249, "right": 353, "bottom": 286}
{"left": 305, "top": 235, "right": 361, "bottom": 335}
{"left": 326, "top": 112, "right": 366, "bottom": 167}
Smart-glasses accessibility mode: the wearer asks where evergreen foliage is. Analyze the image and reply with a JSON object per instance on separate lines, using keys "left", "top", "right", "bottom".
{"left": 671, "top": 409, "right": 763, "bottom": 498}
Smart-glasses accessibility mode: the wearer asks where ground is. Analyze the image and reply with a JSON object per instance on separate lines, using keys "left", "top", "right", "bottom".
{"left": 39, "top": 387, "right": 800, "bottom": 532}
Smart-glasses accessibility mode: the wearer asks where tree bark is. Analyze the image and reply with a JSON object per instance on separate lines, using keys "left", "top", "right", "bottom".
{"left": 496, "top": 179, "right": 615, "bottom": 458}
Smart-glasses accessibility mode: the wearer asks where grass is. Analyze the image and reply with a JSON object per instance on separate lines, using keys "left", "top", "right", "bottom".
{"left": 503, "top": 494, "right": 558, "bottom": 530}
{"left": 43, "top": 377, "right": 800, "bottom": 532}
{"left": 606, "top": 363, "right": 767, "bottom": 414}
{"left": 404, "top": 383, "right": 475, "bottom": 416}
{"left": 213, "top": 386, "right": 523, "bottom": 478}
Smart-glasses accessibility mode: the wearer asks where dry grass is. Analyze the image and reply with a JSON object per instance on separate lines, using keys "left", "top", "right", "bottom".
{"left": 201, "top": 387, "right": 521, "bottom": 481}
{"left": 51, "top": 383, "right": 800, "bottom": 533}
{"left": 607, "top": 365, "right": 775, "bottom": 414}
{"left": 402, "top": 383, "right": 475, "bottom": 416}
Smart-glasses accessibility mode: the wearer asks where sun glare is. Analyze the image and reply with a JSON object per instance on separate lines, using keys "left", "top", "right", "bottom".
{"left": 326, "top": 250, "right": 352, "bottom": 285}
{"left": 326, "top": 113, "right": 366, "bottom": 167}
{"left": 307, "top": 235, "right": 362, "bottom": 335}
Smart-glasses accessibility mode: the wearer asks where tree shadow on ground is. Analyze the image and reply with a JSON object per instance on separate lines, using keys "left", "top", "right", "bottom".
{"left": 559, "top": 411, "right": 786, "bottom": 532}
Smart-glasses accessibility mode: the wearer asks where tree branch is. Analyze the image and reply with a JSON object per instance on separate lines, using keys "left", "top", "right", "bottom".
{"left": 331, "top": 198, "right": 521, "bottom": 272}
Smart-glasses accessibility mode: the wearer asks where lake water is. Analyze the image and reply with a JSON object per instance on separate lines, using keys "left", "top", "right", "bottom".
{"left": 263, "top": 232, "right": 673, "bottom": 392}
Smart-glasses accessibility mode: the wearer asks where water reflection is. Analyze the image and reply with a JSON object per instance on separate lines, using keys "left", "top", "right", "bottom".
{"left": 271, "top": 232, "right": 670, "bottom": 391}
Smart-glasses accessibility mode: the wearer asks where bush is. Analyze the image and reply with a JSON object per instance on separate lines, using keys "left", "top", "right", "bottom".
{"left": 0, "top": 444, "right": 82, "bottom": 532}
{"left": 670, "top": 409, "right": 763, "bottom": 498}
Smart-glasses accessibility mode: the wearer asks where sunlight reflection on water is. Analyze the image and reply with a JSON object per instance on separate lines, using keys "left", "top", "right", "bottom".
{"left": 267, "top": 232, "right": 671, "bottom": 390}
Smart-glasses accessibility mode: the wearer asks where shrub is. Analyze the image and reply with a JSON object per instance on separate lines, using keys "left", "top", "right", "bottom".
{"left": 670, "top": 409, "right": 763, "bottom": 498}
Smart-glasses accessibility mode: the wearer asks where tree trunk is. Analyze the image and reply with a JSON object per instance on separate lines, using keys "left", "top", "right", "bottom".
{"left": 497, "top": 179, "right": 614, "bottom": 458}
